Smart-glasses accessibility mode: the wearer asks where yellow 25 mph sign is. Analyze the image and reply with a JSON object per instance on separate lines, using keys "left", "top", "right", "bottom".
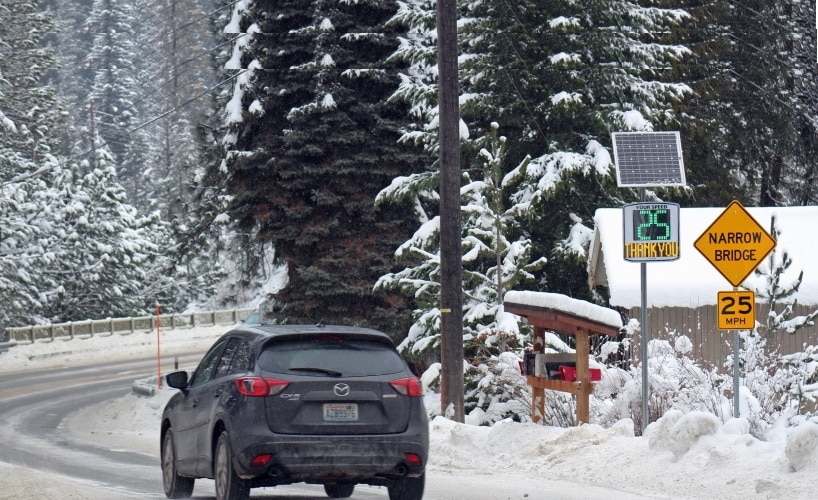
{"left": 717, "top": 290, "right": 755, "bottom": 330}
{"left": 693, "top": 200, "right": 776, "bottom": 287}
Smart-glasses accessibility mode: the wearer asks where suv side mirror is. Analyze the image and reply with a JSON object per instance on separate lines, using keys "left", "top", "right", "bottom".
{"left": 165, "top": 371, "right": 189, "bottom": 389}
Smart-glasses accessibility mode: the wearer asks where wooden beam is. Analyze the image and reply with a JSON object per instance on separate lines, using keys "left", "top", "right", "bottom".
{"left": 504, "top": 302, "right": 620, "bottom": 338}
{"left": 526, "top": 376, "right": 596, "bottom": 395}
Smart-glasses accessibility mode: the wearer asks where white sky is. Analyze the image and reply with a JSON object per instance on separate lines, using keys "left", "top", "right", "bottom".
{"left": 593, "top": 205, "right": 818, "bottom": 308}
{"left": 3, "top": 323, "right": 818, "bottom": 499}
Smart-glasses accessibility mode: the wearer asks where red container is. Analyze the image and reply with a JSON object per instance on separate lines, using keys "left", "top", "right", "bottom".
{"left": 558, "top": 366, "right": 602, "bottom": 382}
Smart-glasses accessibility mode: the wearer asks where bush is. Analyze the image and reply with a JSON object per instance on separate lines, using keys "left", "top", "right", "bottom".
{"left": 421, "top": 328, "right": 818, "bottom": 437}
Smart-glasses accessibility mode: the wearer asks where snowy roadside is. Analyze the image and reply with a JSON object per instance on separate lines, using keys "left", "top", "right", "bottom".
{"left": 66, "top": 376, "right": 818, "bottom": 500}
{"left": 5, "top": 325, "right": 818, "bottom": 499}
{"left": 0, "top": 324, "right": 228, "bottom": 373}
{"left": 67, "top": 383, "right": 818, "bottom": 500}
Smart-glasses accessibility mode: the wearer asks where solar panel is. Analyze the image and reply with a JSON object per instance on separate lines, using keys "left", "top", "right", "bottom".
{"left": 612, "top": 132, "right": 686, "bottom": 187}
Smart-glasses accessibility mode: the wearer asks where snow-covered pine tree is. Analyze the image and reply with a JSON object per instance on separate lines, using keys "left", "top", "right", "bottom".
{"left": 694, "top": 0, "right": 818, "bottom": 207}
{"left": 134, "top": 0, "right": 213, "bottom": 221}
{"left": 50, "top": 0, "right": 95, "bottom": 160}
{"left": 87, "top": 0, "right": 152, "bottom": 200}
{"left": 38, "top": 146, "right": 164, "bottom": 321}
{"left": 0, "top": 0, "right": 64, "bottom": 159}
{"left": 733, "top": 215, "right": 818, "bottom": 435}
{"left": 460, "top": 125, "right": 546, "bottom": 358}
{"left": 512, "top": 1, "right": 692, "bottom": 295}
{"left": 214, "top": 0, "right": 426, "bottom": 332}
{"left": 0, "top": 149, "right": 59, "bottom": 327}
{"left": 0, "top": 0, "right": 66, "bottom": 326}
{"left": 752, "top": 215, "right": 818, "bottom": 338}
{"left": 386, "top": 0, "right": 692, "bottom": 305}
{"left": 376, "top": 123, "right": 545, "bottom": 362}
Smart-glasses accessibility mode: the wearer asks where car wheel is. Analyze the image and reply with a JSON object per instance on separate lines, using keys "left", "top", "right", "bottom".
{"left": 161, "top": 428, "right": 195, "bottom": 498}
{"left": 324, "top": 482, "right": 355, "bottom": 498}
{"left": 214, "top": 432, "right": 250, "bottom": 500}
{"left": 388, "top": 473, "right": 425, "bottom": 500}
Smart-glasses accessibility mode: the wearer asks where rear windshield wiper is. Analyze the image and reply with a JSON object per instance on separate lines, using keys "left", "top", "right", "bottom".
{"left": 289, "top": 367, "right": 343, "bottom": 377}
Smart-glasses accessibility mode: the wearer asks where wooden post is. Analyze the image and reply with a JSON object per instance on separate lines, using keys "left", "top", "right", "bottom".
{"left": 437, "top": 0, "right": 464, "bottom": 423}
{"left": 575, "top": 329, "right": 590, "bottom": 424}
{"left": 532, "top": 326, "right": 546, "bottom": 424}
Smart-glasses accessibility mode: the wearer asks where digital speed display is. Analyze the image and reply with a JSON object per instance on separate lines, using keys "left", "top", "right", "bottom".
{"left": 622, "top": 203, "right": 680, "bottom": 262}
{"left": 633, "top": 208, "right": 671, "bottom": 241}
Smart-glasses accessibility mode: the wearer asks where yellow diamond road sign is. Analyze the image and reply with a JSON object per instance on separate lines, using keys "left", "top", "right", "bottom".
{"left": 694, "top": 200, "right": 776, "bottom": 287}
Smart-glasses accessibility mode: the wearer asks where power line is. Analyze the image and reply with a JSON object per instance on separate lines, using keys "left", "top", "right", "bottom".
{"left": 0, "top": 68, "right": 245, "bottom": 189}
{"left": 83, "top": 0, "right": 243, "bottom": 131}
{"left": 131, "top": 70, "right": 247, "bottom": 133}
{"left": 727, "top": 68, "right": 818, "bottom": 129}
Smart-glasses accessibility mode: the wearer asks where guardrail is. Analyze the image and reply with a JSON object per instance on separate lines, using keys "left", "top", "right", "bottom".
{"left": 0, "top": 308, "right": 255, "bottom": 349}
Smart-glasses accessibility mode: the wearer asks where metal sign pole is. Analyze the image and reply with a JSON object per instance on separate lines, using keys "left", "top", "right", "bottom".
{"left": 732, "top": 285, "right": 740, "bottom": 418}
{"left": 695, "top": 202, "right": 776, "bottom": 419}
{"left": 641, "top": 261, "right": 649, "bottom": 433}
{"left": 611, "top": 131, "right": 686, "bottom": 434}
{"left": 733, "top": 329, "right": 740, "bottom": 417}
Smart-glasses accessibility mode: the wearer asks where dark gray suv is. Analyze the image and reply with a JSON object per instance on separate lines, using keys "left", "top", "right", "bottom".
{"left": 160, "top": 324, "right": 428, "bottom": 500}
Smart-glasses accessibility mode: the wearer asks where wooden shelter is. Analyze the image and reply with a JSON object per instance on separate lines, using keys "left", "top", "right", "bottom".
{"left": 504, "top": 291, "right": 622, "bottom": 424}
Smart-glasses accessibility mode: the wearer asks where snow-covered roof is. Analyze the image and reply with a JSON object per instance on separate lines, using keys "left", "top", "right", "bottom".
{"left": 589, "top": 205, "right": 818, "bottom": 308}
{"left": 504, "top": 290, "right": 623, "bottom": 329}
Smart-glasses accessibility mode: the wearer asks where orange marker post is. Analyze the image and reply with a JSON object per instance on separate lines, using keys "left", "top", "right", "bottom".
{"left": 155, "top": 303, "right": 162, "bottom": 389}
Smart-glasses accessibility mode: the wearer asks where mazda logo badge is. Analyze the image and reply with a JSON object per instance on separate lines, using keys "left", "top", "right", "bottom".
{"left": 333, "top": 383, "right": 350, "bottom": 397}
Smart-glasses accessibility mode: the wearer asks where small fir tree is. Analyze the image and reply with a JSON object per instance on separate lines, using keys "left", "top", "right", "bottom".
{"left": 376, "top": 124, "right": 545, "bottom": 363}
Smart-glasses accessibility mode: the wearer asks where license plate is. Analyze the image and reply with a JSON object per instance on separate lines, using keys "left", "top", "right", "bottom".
{"left": 323, "top": 403, "right": 358, "bottom": 422}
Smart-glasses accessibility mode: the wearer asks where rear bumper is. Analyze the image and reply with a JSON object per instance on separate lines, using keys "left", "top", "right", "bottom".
{"left": 223, "top": 395, "right": 430, "bottom": 485}
{"left": 242, "top": 437, "right": 426, "bottom": 478}
{"left": 233, "top": 427, "right": 428, "bottom": 484}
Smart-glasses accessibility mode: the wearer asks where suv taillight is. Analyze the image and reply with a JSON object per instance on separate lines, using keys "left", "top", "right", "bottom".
{"left": 236, "top": 377, "right": 290, "bottom": 397}
{"left": 389, "top": 377, "right": 423, "bottom": 397}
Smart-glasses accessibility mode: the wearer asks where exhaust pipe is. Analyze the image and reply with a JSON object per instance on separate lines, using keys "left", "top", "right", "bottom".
{"left": 268, "top": 467, "right": 282, "bottom": 478}
{"left": 394, "top": 464, "right": 408, "bottom": 476}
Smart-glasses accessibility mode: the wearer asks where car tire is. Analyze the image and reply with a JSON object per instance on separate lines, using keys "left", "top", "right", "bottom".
{"left": 388, "top": 473, "right": 425, "bottom": 500}
{"left": 214, "top": 432, "right": 250, "bottom": 500}
{"left": 161, "top": 428, "right": 195, "bottom": 499}
{"left": 324, "top": 482, "right": 355, "bottom": 498}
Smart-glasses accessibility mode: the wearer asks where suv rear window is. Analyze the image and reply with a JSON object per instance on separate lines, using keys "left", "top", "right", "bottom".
{"left": 257, "top": 338, "right": 406, "bottom": 377}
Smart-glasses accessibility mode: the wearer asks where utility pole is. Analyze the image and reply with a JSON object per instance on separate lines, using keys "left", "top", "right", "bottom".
{"left": 436, "top": 0, "right": 464, "bottom": 422}
{"left": 87, "top": 22, "right": 97, "bottom": 169}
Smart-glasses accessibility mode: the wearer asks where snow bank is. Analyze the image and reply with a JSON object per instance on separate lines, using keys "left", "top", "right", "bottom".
{"left": 647, "top": 410, "right": 721, "bottom": 458}
{"left": 0, "top": 324, "right": 227, "bottom": 372}
{"left": 785, "top": 421, "right": 818, "bottom": 471}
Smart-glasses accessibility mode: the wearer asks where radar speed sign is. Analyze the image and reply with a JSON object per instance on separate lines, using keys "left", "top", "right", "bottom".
{"left": 622, "top": 202, "right": 680, "bottom": 262}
